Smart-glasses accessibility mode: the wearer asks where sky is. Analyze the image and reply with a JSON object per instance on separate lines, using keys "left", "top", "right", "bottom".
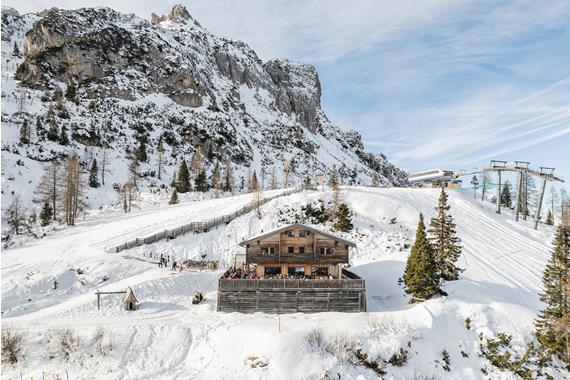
{"left": 6, "top": 0, "right": 570, "bottom": 190}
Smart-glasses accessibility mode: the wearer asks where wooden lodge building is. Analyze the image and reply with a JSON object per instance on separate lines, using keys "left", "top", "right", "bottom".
{"left": 217, "top": 224, "right": 367, "bottom": 314}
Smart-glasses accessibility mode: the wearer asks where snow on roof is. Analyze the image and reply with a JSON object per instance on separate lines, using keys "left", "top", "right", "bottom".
{"left": 239, "top": 223, "right": 357, "bottom": 247}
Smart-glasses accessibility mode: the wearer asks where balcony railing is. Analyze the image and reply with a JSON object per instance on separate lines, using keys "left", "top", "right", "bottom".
{"left": 218, "top": 278, "right": 365, "bottom": 290}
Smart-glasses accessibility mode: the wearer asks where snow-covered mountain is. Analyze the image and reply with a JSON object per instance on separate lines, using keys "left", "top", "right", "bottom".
{"left": 1, "top": 4, "right": 407, "bottom": 217}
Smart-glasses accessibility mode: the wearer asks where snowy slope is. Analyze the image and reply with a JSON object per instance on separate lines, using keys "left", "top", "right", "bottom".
{"left": 1, "top": 187, "right": 565, "bottom": 379}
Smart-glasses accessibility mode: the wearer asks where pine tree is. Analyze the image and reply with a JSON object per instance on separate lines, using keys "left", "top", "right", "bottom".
{"left": 195, "top": 169, "right": 209, "bottom": 192}
{"left": 88, "top": 159, "right": 99, "bottom": 188}
{"left": 65, "top": 81, "right": 77, "bottom": 102}
{"left": 40, "top": 201, "right": 53, "bottom": 226}
{"left": 129, "top": 156, "right": 140, "bottom": 188}
{"left": 19, "top": 120, "right": 30, "bottom": 144}
{"left": 156, "top": 137, "right": 165, "bottom": 180}
{"left": 329, "top": 165, "right": 339, "bottom": 190}
{"left": 52, "top": 87, "right": 63, "bottom": 102}
{"left": 334, "top": 203, "right": 353, "bottom": 232}
{"left": 546, "top": 210, "right": 554, "bottom": 226}
{"left": 403, "top": 214, "right": 441, "bottom": 301}
{"left": 12, "top": 41, "right": 21, "bottom": 57}
{"left": 169, "top": 188, "right": 179, "bottom": 205}
{"left": 176, "top": 159, "right": 191, "bottom": 193}
{"left": 428, "top": 188, "right": 463, "bottom": 281}
{"left": 535, "top": 224, "right": 570, "bottom": 364}
{"left": 223, "top": 159, "right": 234, "bottom": 193}
{"left": 35, "top": 160, "right": 62, "bottom": 221}
{"left": 6, "top": 196, "right": 29, "bottom": 235}
{"left": 135, "top": 141, "right": 147, "bottom": 163}
{"left": 36, "top": 116, "right": 45, "bottom": 141}
{"left": 59, "top": 124, "right": 69, "bottom": 145}
{"left": 47, "top": 120, "right": 59, "bottom": 142}
{"left": 501, "top": 180, "right": 513, "bottom": 209}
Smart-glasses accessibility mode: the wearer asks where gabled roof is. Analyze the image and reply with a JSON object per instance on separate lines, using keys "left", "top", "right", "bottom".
{"left": 239, "top": 223, "right": 357, "bottom": 247}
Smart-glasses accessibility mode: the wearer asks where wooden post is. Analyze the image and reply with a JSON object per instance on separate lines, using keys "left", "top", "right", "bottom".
{"left": 97, "top": 291, "right": 100, "bottom": 310}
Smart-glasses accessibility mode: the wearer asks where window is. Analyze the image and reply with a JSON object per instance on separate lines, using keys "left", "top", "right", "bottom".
{"left": 287, "top": 230, "right": 295, "bottom": 237}
{"left": 288, "top": 267, "right": 305, "bottom": 276}
{"left": 299, "top": 230, "right": 306, "bottom": 237}
{"left": 288, "top": 247, "right": 294, "bottom": 253}
{"left": 320, "top": 247, "right": 325, "bottom": 255}
{"left": 261, "top": 247, "right": 275, "bottom": 255}
{"left": 299, "top": 247, "right": 305, "bottom": 254}
{"left": 312, "top": 267, "right": 328, "bottom": 276}
{"left": 320, "top": 247, "right": 334, "bottom": 255}
{"left": 265, "top": 267, "right": 281, "bottom": 275}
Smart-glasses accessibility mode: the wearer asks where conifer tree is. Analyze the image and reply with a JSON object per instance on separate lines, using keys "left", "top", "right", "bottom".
{"left": 428, "top": 188, "right": 463, "bottom": 281}
{"left": 19, "top": 120, "right": 30, "bottom": 144}
{"left": 176, "top": 159, "right": 191, "bottom": 193}
{"left": 169, "top": 188, "right": 179, "bottom": 205}
{"left": 13, "top": 41, "right": 21, "bottom": 57}
{"left": 65, "top": 81, "right": 77, "bottom": 102}
{"left": 535, "top": 224, "right": 570, "bottom": 364}
{"left": 328, "top": 165, "right": 339, "bottom": 190}
{"left": 195, "top": 169, "right": 209, "bottom": 192}
{"left": 404, "top": 213, "right": 441, "bottom": 301}
{"left": 334, "top": 203, "right": 353, "bottom": 232}
{"left": 88, "top": 159, "right": 99, "bottom": 188}
{"left": 223, "top": 159, "right": 234, "bottom": 193}
{"left": 59, "top": 125, "right": 69, "bottom": 145}
{"left": 40, "top": 201, "right": 53, "bottom": 226}
{"left": 52, "top": 87, "right": 63, "bottom": 102}
{"left": 501, "top": 180, "right": 513, "bottom": 209}
{"left": 6, "top": 196, "right": 28, "bottom": 235}
{"left": 546, "top": 210, "right": 554, "bottom": 226}
{"left": 47, "top": 120, "right": 59, "bottom": 142}
{"left": 36, "top": 116, "right": 45, "bottom": 141}
{"left": 129, "top": 156, "right": 140, "bottom": 188}
{"left": 156, "top": 137, "right": 165, "bottom": 180}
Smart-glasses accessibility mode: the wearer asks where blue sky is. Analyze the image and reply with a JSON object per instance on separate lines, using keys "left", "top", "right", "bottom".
{"left": 9, "top": 0, "right": 570, "bottom": 189}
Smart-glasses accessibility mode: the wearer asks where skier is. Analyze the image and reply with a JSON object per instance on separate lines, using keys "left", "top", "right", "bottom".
{"left": 172, "top": 260, "right": 177, "bottom": 271}
{"left": 53, "top": 278, "right": 59, "bottom": 290}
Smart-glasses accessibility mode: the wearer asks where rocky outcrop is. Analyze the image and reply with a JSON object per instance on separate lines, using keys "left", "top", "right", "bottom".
{"left": 4, "top": 4, "right": 407, "bottom": 187}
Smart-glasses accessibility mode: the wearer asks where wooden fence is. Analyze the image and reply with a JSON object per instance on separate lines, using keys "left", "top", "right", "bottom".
{"left": 114, "top": 189, "right": 298, "bottom": 253}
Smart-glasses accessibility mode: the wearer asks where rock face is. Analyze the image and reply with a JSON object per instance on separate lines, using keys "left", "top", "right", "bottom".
{"left": 4, "top": 4, "right": 407, "bottom": 194}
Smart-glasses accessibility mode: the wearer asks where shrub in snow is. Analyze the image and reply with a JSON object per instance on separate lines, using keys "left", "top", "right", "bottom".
{"left": 93, "top": 327, "right": 112, "bottom": 356}
{"left": 55, "top": 328, "right": 80, "bottom": 360}
{"left": 388, "top": 347, "right": 409, "bottom": 367}
{"left": 464, "top": 317, "right": 472, "bottom": 330}
{"left": 441, "top": 350, "right": 451, "bottom": 372}
{"left": 1, "top": 327, "right": 23, "bottom": 365}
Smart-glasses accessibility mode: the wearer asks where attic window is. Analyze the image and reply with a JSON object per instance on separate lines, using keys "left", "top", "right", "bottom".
{"left": 287, "top": 230, "right": 295, "bottom": 237}
{"left": 299, "top": 230, "right": 306, "bottom": 237}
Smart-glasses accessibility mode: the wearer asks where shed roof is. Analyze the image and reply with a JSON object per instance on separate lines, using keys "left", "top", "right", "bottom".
{"left": 239, "top": 223, "right": 357, "bottom": 248}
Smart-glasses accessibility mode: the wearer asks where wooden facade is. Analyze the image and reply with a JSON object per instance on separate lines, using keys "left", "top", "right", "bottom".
{"left": 217, "top": 224, "right": 366, "bottom": 314}
{"left": 242, "top": 224, "right": 354, "bottom": 278}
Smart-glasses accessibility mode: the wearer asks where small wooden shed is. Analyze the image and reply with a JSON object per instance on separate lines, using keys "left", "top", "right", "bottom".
{"left": 122, "top": 287, "right": 139, "bottom": 311}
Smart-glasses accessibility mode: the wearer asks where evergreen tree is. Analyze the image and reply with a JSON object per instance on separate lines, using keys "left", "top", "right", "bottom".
{"left": 88, "top": 159, "right": 99, "bottom": 188}
{"left": 52, "top": 87, "right": 63, "bottom": 102}
{"left": 40, "top": 201, "right": 53, "bottom": 226}
{"left": 6, "top": 196, "right": 29, "bottom": 235}
{"left": 59, "top": 124, "right": 69, "bottom": 145}
{"left": 176, "top": 159, "right": 191, "bottom": 193}
{"left": 328, "top": 165, "right": 339, "bottom": 190}
{"left": 47, "top": 120, "right": 59, "bottom": 142}
{"left": 501, "top": 180, "right": 513, "bottom": 209}
{"left": 334, "top": 203, "right": 353, "bottom": 232}
{"left": 169, "top": 188, "right": 179, "bottom": 205}
{"left": 36, "top": 116, "right": 45, "bottom": 141}
{"left": 19, "top": 120, "right": 30, "bottom": 144}
{"left": 129, "top": 156, "right": 140, "bottom": 188}
{"left": 546, "top": 210, "right": 554, "bottom": 226}
{"left": 535, "top": 224, "right": 570, "bottom": 364}
{"left": 428, "top": 188, "right": 463, "bottom": 281}
{"left": 135, "top": 141, "right": 147, "bottom": 163}
{"left": 195, "top": 169, "right": 209, "bottom": 192}
{"left": 403, "top": 214, "right": 441, "bottom": 301}
{"left": 223, "top": 159, "right": 233, "bottom": 192}
{"left": 210, "top": 162, "right": 221, "bottom": 190}
{"left": 65, "top": 81, "right": 77, "bottom": 102}
{"left": 13, "top": 41, "right": 21, "bottom": 57}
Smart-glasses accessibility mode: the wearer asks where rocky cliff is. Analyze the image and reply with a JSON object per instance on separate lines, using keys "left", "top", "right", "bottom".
{"left": 1, "top": 4, "right": 406, "bottom": 213}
